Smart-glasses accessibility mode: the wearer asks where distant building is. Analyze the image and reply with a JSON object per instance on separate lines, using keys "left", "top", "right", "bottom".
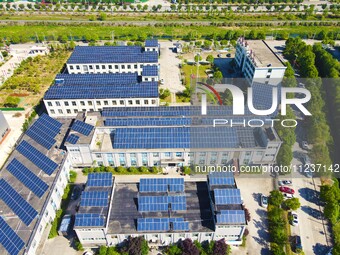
{"left": 0, "top": 111, "right": 10, "bottom": 144}
{"left": 235, "top": 38, "right": 286, "bottom": 86}
{"left": 0, "top": 51, "right": 4, "bottom": 62}
{"left": 28, "top": 45, "right": 49, "bottom": 57}
{"left": 74, "top": 172, "right": 247, "bottom": 247}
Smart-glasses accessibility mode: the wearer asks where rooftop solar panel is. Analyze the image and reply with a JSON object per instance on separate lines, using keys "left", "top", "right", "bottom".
{"left": 7, "top": 159, "right": 49, "bottom": 198}
{"left": 16, "top": 141, "right": 58, "bottom": 175}
{"left": 251, "top": 82, "right": 280, "bottom": 114}
{"left": 139, "top": 178, "right": 184, "bottom": 193}
{"left": 142, "top": 65, "right": 158, "bottom": 76}
{"left": 138, "top": 195, "right": 186, "bottom": 212}
{"left": 172, "top": 221, "right": 189, "bottom": 231}
{"left": 87, "top": 173, "right": 113, "bottom": 187}
{"left": 80, "top": 191, "right": 109, "bottom": 207}
{"left": 214, "top": 189, "right": 242, "bottom": 205}
{"left": 71, "top": 120, "right": 94, "bottom": 136}
{"left": 137, "top": 217, "right": 188, "bottom": 232}
{"left": 216, "top": 210, "right": 246, "bottom": 224}
{"left": 66, "top": 134, "right": 79, "bottom": 144}
{"left": 0, "top": 216, "right": 25, "bottom": 255}
{"left": 209, "top": 172, "right": 235, "bottom": 186}
{"left": 145, "top": 39, "right": 158, "bottom": 47}
{"left": 75, "top": 213, "right": 105, "bottom": 227}
{"left": 104, "top": 117, "right": 191, "bottom": 127}
{"left": 0, "top": 179, "right": 38, "bottom": 226}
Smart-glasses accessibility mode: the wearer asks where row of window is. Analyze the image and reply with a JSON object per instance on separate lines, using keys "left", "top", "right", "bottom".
{"left": 69, "top": 63, "right": 141, "bottom": 71}
{"left": 48, "top": 99, "right": 157, "bottom": 108}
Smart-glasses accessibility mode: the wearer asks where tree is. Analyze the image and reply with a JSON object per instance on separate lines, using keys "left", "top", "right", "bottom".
{"left": 142, "top": 4, "right": 148, "bottom": 11}
{"left": 98, "top": 246, "right": 107, "bottom": 255}
{"left": 213, "top": 239, "right": 229, "bottom": 255}
{"left": 213, "top": 71, "right": 223, "bottom": 80}
{"left": 283, "top": 197, "right": 301, "bottom": 210}
{"left": 324, "top": 201, "right": 339, "bottom": 224}
{"left": 159, "top": 88, "right": 171, "bottom": 99}
{"left": 98, "top": 12, "right": 107, "bottom": 21}
{"left": 182, "top": 166, "right": 191, "bottom": 175}
{"left": 269, "top": 190, "right": 284, "bottom": 206}
{"left": 123, "top": 236, "right": 149, "bottom": 255}
{"left": 206, "top": 54, "right": 214, "bottom": 64}
{"left": 166, "top": 244, "right": 182, "bottom": 255}
{"left": 203, "top": 40, "right": 212, "bottom": 49}
{"left": 179, "top": 239, "right": 200, "bottom": 255}
{"left": 194, "top": 54, "right": 202, "bottom": 62}
{"left": 3, "top": 96, "right": 20, "bottom": 107}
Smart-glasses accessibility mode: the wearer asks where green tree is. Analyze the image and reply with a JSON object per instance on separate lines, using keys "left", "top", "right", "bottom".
{"left": 269, "top": 190, "right": 284, "bottom": 206}
{"left": 98, "top": 246, "right": 107, "bottom": 255}
{"left": 194, "top": 54, "right": 202, "bottom": 62}
{"left": 98, "top": 12, "right": 107, "bottom": 21}
{"left": 166, "top": 244, "right": 182, "bottom": 255}
{"left": 213, "top": 71, "right": 223, "bottom": 80}
{"left": 3, "top": 96, "right": 20, "bottom": 107}
{"left": 182, "top": 166, "right": 191, "bottom": 175}
{"left": 283, "top": 197, "right": 301, "bottom": 210}
{"left": 206, "top": 54, "right": 214, "bottom": 64}
{"left": 324, "top": 201, "right": 339, "bottom": 224}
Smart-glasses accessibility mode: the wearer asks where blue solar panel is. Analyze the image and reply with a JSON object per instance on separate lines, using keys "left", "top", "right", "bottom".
{"left": 7, "top": 159, "right": 49, "bottom": 198}
{"left": 71, "top": 120, "right": 94, "bottom": 136}
{"left": 87, "top": 173, "right": 113, "bottom": 187}
{"left": 138, "top": 195, "right": 186, "bottom": 212}
{"left": 16, "top": 141, "right": 58, "bottom": 175}
{"left": 137, "top": 217, "right": 188, "bottom": 232}
{"left": 172, "top": 221, "right": 189, "bottom": 231}
{"left": 44, "top": 82, "right": 159, "bottom": 100}
{"left": 0, "top": 179, "right": 38, "bottom": 226}
{"left": 216, "top": 210, "right": 246, "bottom": 224}
{"left": 67, "top": 46, "right": 158, "bottom": 64}
{"left": 0, "top": 216, "right": 25, "bottom": 255}
{"left": 142, "top": 65, "right": 158, "bottom": 76}
{"left": 66, "top": 134, "right": 79, "bottom": 144}
{"left": 80, "top": 191, "right": 109, "bottom": 207}
{"left": 139, "top": 178, "right": 184, "bottom": 193}
{"left": 251, "top": 82, "right": 280, "bottom": 115}
{"left": 145, "top": 39, "right": 158, "bottom": 47}
{"left": 214, "top": 189, "right": 242, "bottom": 205}
{"left": 104, "top": 117, "right": 191, "bottom": 127}
{"left": 209, "top": 172, "right": 235, "bottom": 186}
{"left": 55, "top": 73, "right": 138, "bottom": 86}
{"left": 75, "top": 213, "right": 105, "bottom": 227}
{"left": 26, "top": 128, "right": 55, "bottom": 150}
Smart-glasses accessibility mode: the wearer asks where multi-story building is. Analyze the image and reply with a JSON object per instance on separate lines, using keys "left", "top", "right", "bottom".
{"left": 0, "top": 113, "right": 73, "bottom": 255}
{"left": 74, "top": 172, "right": 247, "bottom": 247}
{"left": 235, "top": 38, "right": 286, "bottom": 86}
{"left": 65, "top": 106, "right": 282, "bottom": 168}
{"left": 0, "top": 111, "right": 10, "bottom": 144}
{"left": 65, "top": 40, "right": 159, "bottom": 75}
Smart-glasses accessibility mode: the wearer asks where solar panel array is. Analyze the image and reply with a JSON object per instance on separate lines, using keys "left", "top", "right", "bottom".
{"left": 80, "top": 191, "right": 109, "bottom": 207}
{"left": 66, "top": 134, "right": 80, "bottom": 144}
{"left": 55, "top": 73, "right": 138, "bottom": 86}
{"left": 137, "top": 217, "right": 189, "bottom": 232}
{"left": 87, "top": 173, "right": 113, "bottom": 187}
{"left": 104, "top": 117, "right": 191, "bottom": 127}
{"left": 214, "top": 189, "right": 242, "bottom": 205}
{"left": 0, "top": 179, "right": 38, "bottom": 226}
{"left": 236, "top": 128, "right": 257, "bottom": 148}
{"left": 75, "top": 213, "right": 105, "bottom": 227}
{"left": 102, "top": 106, "right": 196, "bottom": 117}
{"left": 44, "top": 82, "right": 159, "bottom": 100}
{"left": 138, "top": 195, "right": 186, "bottom": 212}
{"left": 145, "top": 39, "right": 158, "bottom": 47}
{"left": 71, "top": 120, "right": 94, "bottom": 136}
{"left": 216, "top": 210, "right": 246, "bottom": 224}
{"left": 25, "top": 113, "right": 62, "bottom": 149}
{"left": 139, "top": 178, "right": 184, "bottom": 193}
{"left": 251, "top": 82, "right": 280, "bottom": 116}
{"left": 142, "top": 65, "right": 158, "bottom": 76}
{"left": 16, "top": 141, "right": 58, "bottom": 175}
{"left": 7, "top": 159, "right": 49, "bottom": 198}
{"left": 67, "top": 46, "right": 158, "bottom": 64}
{"left": 209, "top": 172, "right": 235, "bottom": 186}
{"left": 0, "top": 216, "right": 25, "bottom": 255}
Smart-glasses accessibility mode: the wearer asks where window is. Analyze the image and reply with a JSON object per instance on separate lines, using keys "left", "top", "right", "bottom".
{"left": 268, "top": 69, "right": 272, "bottom": 73}
{"left": 176, "top": 152, "right": 183, "bottom": 157}
{"left": 96, "top": 101, "right": 101, "bottom": 106}
{"left": 144, "top": 100, "right": 149, "bottom": 105}
{"left": 56, "top": 101, "right": 61, "bottom": 106}
{"left": 72, "top": 101, "right": 76, "bottom": 106}
{"left": 134, "top": 64, "right": 137, "bottom": 68}
{"left": 145, "top": 78, "right": 148, "bottom": 81}
{"left": 136, "top": 100, "right": 140, "bottom": 105}
{"left": 66, "top": 109, "right": 71, "bottom": 114}
{"left": 127, "top": 65, "right": 131, "bottom": 69}
{"left": 120, "top": 100, "right": 124, "bottom": 105}
{"left": 266, "top": 74, "right": 270, "bottom": 78}
{"left": 119, "top": 153, "right": 126, "bottom": 166}
{"left": 82, "top": 109, "right": 86, "bottom": 112}
{"left": 69, "top": 65, "right": 74, "bottom": 70}
{"left": 153, "top": 152, "right": 159, "bottom": 157}
{"left": 64, "top": 101, "right": 69, "bottom": 106}
{"left": 80, "top": 101, "right": 85, "bottom": 106}
{"left": 153, "top": 160, "right": 160, "bottom": 166}
{"left": 108, "top": 65, "right": 112, "bottom": 69}
{"left": 58, "top": 109, "right": 63, "bottom": 114}
{"left": 104, "top": 101, "right": 108, "bottom": 106}
{"left": 142, "top": 153, "right": 148, "bottom": 166}
{"left": 88, "top": 101, "right": 93, "bottom": 106}
{"left": 89, "top": 65, "right": 93, "bottom": 69}
{"left": 151, "top": 99, "right": 156, "bottom": 104}
{"left": 130, "top": 153, "right": 137, "bottom": 166}
{"left": 199, "top": 157, "right": 205, "bottom": 164}
{"left": 112, "top": 100, "right": 117, "bottom": 105}
{"left": 96, "top": 154, "right": 102, "bottom": 158}
{"left": 76, "top": 65, "right": 80, "bottom": 70}
{"left": 128, "top": 100, "right": 133, "bottom": 105}
{"left": 47, "top": 102, "right": 52, "bottom": 106}
{"left": 121, "top": 65, "right": 125, "bottom": 69}
{"left": 96, "top": 65, "right": 100, "bottom": 69}
{"left": 115, "top": 65, "right": 119, "bottom": 69}
{"left": 74, "top": 109, "right": 78, "bottom": 113}
{"left": 210, "top": 156, "right": 217, "bottom": 164}
{"left": 164, "top": 152, "right": 172, "bottom": 157}
{"left": 199, "top": 152, "right": 206, "bottom": 156}
{"left": 89, "top": 109, "right": 94, "bottom": 112}
{"left": 256, "top": 151, "right": 263, "bottom": 156}
{"left": 50, "top": 109, "right": 55, "bottom": 114}
{"left": 102, "top": 65, "right": 106, "bottom": 69}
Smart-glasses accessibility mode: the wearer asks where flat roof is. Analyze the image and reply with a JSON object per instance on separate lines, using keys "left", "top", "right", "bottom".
{"left": 108, "top": 181, "right": 215, "bottom": 234}
{"left": 67, "top": 46, "right": 158, "bottom": 64}
{"left": 240, "top": 40, "right": 285, "bottom": 68}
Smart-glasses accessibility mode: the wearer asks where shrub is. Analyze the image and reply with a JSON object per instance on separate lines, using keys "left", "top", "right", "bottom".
{"left": 3, "top": 96, "right": 20, "bottom": 107}
{"left": 69, "top": 170, "right": 77, "bottom": 183}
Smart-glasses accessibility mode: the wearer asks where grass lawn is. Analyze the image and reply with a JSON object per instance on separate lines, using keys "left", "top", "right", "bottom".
{"left": 181, "top": 63, "right": 210, "bottom": 87}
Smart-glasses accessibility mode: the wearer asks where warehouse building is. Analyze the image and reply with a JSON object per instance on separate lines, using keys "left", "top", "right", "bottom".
{"left": 44, "top": 72, "right": 159, "bottom": 117}
{"left": 0, "top": 111, "right": 10, "bottom": 144}
{"left": 0, "top": 113, "right": 73, "bottom": 255}
{"left": 74, "top": 172, "right": 247, "bottom": 247}
{"left": 235, "top": 38, "right": 286, "bottom": 86}
{"left": 65, "top": 40, "right": 159, "bottom": 75}
{"left": 65, "top": 106, "right": 282, "bottom": 168}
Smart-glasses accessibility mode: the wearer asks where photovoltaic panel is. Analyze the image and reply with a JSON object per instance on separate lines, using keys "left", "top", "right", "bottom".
{"left": 104, "top": 117, "right": 191, "bottom": 127}
{"left": 16, "top": 141, "right": 58, "bottom": 175}
{"left": 139, "top": 178, "right": 184, "bottom": 193}
{"left": 142, "top": 65, "right": 158, "bottom": 76}
{"left": 0, "top": 179, "right": 38, "bottom": 226}
{"left": 214, "top": 189, "right": 242, "bottom": 205}
{"left": 209, "top": 172, "right": 235, "bottom": 186}
{"left": 87, "top": 173, "right": 113, "bottom": 187}
{"left": 0, "top": 216, "right": 25, "bottom": 255}
{"left": 7, "top": 159, "right": 49, "bottom": 198}
{"left": 216, "top": 210, "right": 246, "bottom": 224}
{"left": 71, "top": 120, "right": 94, "bottom": 136}
{"left": 138, "top": 195, "right": 186, "bottom": 212}
{"left": 172, "top": 221, "right": 189, "bottom": 231}
{"left": 75, "top": 213, "right": 105, "bottom": 227}
{"left": 66, "top": 134, "right": 79, "bottom": 144}
{"left": 26, "top": 128, "right": 56, "bottom": 150}
{"left": 80, "top": 191, "right": 109, "bottom": 207}
{"left": 251, "top": 82, "right": 280, "bottom": 115}
{"left": 137, "top": 218, "right": 169, "bottom": 232}
{"left": 145, "top": 39, "right": 158, "bottom": 47}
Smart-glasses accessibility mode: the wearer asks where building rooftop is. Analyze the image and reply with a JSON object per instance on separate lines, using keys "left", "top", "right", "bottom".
{"left": 0, "top": 114, "right": 71, "bottom": 255}
{"left": 44, "top": 82, "right": 159, "bottom": 100}
{"left": 145, "top": 39, "right": 159, "bottom": 48}
{"left": 67, "top": 46, "right": 158, "bottom": 64}
{"left": 238, "top": 39, "right": 285, "bottom": 68}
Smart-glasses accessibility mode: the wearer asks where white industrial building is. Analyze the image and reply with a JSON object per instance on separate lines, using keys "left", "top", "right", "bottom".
{"left": 65, "top": 106, "right": 282, "bottom": 169}
{"left": 0, "top": 114, "right": 73, "bottom": 255}
{"left": 235, "top": 38, "right": 286, "bottom": 86}
{"left": 74, "top": 172, "right": 247, "bottom": 247}
{"left": 0, "top": 111, "right": 10, "bottom": 144}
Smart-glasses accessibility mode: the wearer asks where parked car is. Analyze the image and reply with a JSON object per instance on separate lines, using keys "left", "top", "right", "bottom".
{"left": 279, "top": 186, "right": 295, "bottom": 194}
{"left": 261, "top": 194, "right": 268, "bottom": 208}
{"left": 298, "top": 83, "right": 305, "bottom": 88}
{"left": 226, "top": 53, "right": 231, "bottom": 57}
{"left": 293, "top": 235, "right": 302, "bottom": 252}
{"left": 160, "top": 79, "right": 164, "bottom": 85}
{"left": 301, "top": 141, "right": 309, "bottom": 150}
{"left": 284, "top": 193, "right": 294, "bottom": 199}
{"left": 217, "top": 54, "right": 221, "bottom": 58}
{"left": 301, "top": 154, "right": 311, "bottom": 165}
{"left": 291, "top": 212, "right": 299, "bottom": 226}
{"left": 278, "top": 180, "right": 292, "bottom": 186}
